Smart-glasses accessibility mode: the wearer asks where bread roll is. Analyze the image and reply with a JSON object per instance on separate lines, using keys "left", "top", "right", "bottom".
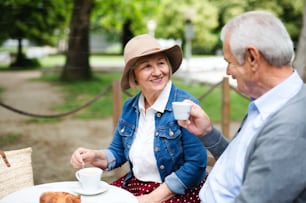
{"left": 39, "top": 192, "right": 80, "bottom": 203}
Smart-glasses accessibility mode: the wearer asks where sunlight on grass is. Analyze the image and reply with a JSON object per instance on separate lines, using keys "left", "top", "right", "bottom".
{"left": 38, "top": 72, "right": 249, "bottom": 122}
{"left": 39, "top": 54, "right": 65, "bottom": 68}
{"left": 33, "top": 54, "right": 250, "bottom": 122}
{"left": 38, "top": 54, "right": 123, "bottom": 69}
{"left": 39, "top": 72, "right": 122, "bottom": 120}
{"left": 173, "top": 79, "right": 249, "bottom": 122}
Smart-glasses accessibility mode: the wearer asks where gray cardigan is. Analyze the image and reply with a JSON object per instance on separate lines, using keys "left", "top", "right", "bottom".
{"left": 200, "top": 84, "right": 306, "bottom": 203}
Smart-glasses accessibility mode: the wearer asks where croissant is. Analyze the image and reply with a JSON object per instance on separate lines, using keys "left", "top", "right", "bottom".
{"left": 40, "top": 192, "right": 81, "bottom": 203}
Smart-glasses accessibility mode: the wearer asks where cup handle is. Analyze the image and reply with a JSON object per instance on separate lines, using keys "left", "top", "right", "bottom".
{"left": 75, "top": 171, "right": 80, "bottom": 181}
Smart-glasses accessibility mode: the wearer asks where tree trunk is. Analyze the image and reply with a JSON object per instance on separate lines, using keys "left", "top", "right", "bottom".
{"left": 121, "top": 19, "right": 133, "bottom": 54}
{"left": 10, "top": 38, "right": 26, "bottom": 69}
{"left": 293, "top": 0, "right": 306, "bottom": 82}
{"left": 61, "top": 0, "right": 93, "bottom": 80}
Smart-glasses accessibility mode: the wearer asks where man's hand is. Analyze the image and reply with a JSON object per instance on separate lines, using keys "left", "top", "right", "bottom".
{"left": 178, "top": 100, "right": 212, "bottom": 136}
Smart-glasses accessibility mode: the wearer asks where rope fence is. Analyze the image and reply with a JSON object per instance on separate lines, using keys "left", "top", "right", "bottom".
{"left": 0, "top": 77, "right": 244, "bottom": 138}
{"left": 0, "top": 85, "right": 112, "bottom": 118}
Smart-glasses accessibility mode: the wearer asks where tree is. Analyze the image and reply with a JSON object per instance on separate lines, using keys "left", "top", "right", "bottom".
{"left": 94, "top": 0, "right": 160, "bottom": 53}
{"left": 121, "top": 19, "right": 134, "bottom": 54}
{"left": 155, "top": 0, "right": 219, "bottom": 54}
{"left": 293, "top": 0, "right": 306, "bottom": 82}
{"left": 60, "top": 0, "right": 160, "bottom": 80}
{"left": 61, "top": 0, "right": 93, "bottom": 80}
{"left": 207, "top": 0, "right": 304, "bottom": 53}
{"left": 0, "top": 0, "right": 71, "bottom": 68}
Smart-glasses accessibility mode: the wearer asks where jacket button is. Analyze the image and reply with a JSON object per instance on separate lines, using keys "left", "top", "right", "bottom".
{"left": 155, "top": 147, "right": 159, "bottom": 152}
{"left": 160, "top": 165, "right": 165, "bottom": 170}
{"left": 169, "top": 130, "right": 174, "bottom": 136}
{"left": 155, "top": 132, "right": 159, "bottom": 136}
{"left": 157, "top": 112, "right": 162, "bottom": 117}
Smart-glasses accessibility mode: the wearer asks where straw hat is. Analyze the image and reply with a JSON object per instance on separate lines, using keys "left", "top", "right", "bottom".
{"left": 121, "top": 34, "right": 182, "bottom": 90}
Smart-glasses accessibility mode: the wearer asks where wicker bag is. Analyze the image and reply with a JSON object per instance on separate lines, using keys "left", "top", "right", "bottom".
{"left": 0, "top": 147, "right": 34, "bottom": 199}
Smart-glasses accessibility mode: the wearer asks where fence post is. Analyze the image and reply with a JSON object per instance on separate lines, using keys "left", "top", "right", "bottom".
{"left": 112, "top": 80, "right": 122, "bottom": 130}
{"left": 222, "top": 77, "right": 230, "bottom": 139}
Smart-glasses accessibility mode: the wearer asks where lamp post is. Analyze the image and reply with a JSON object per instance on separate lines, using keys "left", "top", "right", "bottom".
{"left": 184, "top": 19, "right": 194, "bottom": 84}
{"left": 147, "top": 20, "right": 156, "bottom": 37}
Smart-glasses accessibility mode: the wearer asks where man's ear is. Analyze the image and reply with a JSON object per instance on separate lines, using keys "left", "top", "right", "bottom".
{"left": 246, "top": 46, "right": 259, "bottom": 65}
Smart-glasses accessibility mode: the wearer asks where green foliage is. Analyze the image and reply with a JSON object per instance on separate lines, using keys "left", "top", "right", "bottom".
{"left": 0, "top": 0, "right": 72, "bottom": 45}
{"left": 156, "top": 0, "right": 219, "bottom": 52}
{"left": 93, "top": 0, "right": 160, "bottom": 34}
{"left": 90, "top": 0, "right": 304, "bottom": 54}
{"left": 210, "top": 0, "right": 304, "bottom": 44}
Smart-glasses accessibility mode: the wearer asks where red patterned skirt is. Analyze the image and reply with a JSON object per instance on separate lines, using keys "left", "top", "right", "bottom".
{"left": 111, "top": 174, "right": 207, "bottom": 203}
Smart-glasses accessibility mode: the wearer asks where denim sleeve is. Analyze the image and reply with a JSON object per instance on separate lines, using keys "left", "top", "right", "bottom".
{"left": 198, "top": 127, "right": 229, "bottom": 160}
{"left": 102, "top": 149, "right": 116, "bottom": 171}
{"left": 165, "top": 172, "right": 187, "bottom": 195}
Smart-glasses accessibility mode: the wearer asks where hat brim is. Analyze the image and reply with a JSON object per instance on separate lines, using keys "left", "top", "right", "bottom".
{"left": 121, "top": 45, "right": 182, "bottom": 90}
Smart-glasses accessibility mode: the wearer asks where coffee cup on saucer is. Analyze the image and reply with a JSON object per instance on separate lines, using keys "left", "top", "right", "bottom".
{"left": 75, "top": 167, "right": 103, "bottom": 193}
{"left": 172, "top": 101, "right": 192, "bottom": 120}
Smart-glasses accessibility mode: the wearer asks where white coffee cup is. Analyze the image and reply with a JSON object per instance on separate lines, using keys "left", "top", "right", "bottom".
{"left": 172, "top": 101, "right": 192, "bottom": 120}
{"left": 75, "top": 167, "right": 103, "bottom": 192}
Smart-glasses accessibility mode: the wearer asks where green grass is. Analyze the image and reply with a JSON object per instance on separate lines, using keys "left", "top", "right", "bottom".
{"left": 38, "top": 54, "right": 66, "bottom": 68}
{"left": 1, "top": 54, "right": 249, "bottom": 122}
{"left": 38, "top": 72, "right": 123, "bottom": 120}
{"left": 37, "top": 72, "right": 249, "bottom": 122}
{"left": 0, "top": 54, "right": 123, "bottom": 70}
{"left": 0, "top": 133, "right": 22, "bottom": 147}
{"left": 173, "top": 79, "right": 249, "bottom": 122}
{"left": 38, "top": 54, "right": 123, "bottom": 69}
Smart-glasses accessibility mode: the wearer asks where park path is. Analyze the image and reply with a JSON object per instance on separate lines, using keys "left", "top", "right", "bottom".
{"left": 0, "top": 70, "right": 126, "bottom": 184}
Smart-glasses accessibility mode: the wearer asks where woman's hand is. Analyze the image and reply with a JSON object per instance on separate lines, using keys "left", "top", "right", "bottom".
{"left": 70, "top": 147, "right": 107, "bottom": 169}
{"left": 178, "top": 100, "right": 212, "bottom": 136}
{"left": 137, "top": 194, "right": 154, "bottom": 203}
{"left": 136, "top": 183, "right": 174, "bottom": 203}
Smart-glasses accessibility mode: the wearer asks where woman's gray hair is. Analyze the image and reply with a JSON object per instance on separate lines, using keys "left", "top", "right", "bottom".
{"left": 220, "top": 10, "right": 294, "bottom": 66}
{"left": 128, "top": 54, "right": 173, "bottom": 89}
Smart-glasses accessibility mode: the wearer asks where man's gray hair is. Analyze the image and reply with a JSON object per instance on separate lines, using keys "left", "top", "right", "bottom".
{"left": 220, "top": 10, "right": 294, "bottom": 66}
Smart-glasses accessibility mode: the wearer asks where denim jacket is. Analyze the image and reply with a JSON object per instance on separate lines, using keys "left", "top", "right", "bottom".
{"left": 104, "top": 83, "right": 207, "bottom": 194}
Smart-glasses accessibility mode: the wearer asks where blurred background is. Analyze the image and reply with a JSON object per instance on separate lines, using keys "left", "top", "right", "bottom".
{"left": 1, "top": 0, "right": 306, "bottom": 185}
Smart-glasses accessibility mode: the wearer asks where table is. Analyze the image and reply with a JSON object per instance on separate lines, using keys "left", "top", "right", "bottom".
{"left": 0, "top": 181, "right": 138, "bottom": 203}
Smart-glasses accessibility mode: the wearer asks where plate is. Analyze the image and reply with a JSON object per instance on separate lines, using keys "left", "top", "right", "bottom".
{"left": 74, "top": 181, "right": 109, "bottom": 196}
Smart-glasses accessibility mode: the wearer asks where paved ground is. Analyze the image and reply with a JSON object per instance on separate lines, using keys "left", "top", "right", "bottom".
{"left": 0, "top": 66, "right": 241, "bottom": 185}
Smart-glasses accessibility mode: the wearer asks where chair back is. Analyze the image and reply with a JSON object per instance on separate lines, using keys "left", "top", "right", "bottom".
{"left": 0, "top": 147, "right": 34, "bottom": 199}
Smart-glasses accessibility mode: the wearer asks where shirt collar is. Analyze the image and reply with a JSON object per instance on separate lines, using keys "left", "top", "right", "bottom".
{"left": 139, "top": 81, "right": 172, "bottom": 113}
{"left": 254, "top": 70, "right": 303, "bottom": 120}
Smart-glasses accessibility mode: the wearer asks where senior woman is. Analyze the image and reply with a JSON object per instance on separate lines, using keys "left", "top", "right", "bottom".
{"left": 70, "top": 34, "right": 207, "bottom": 203}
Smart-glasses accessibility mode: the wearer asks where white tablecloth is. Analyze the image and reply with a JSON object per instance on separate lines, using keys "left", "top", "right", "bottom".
{"left": 0, "top": 181, "right": 138, "bottom": 203}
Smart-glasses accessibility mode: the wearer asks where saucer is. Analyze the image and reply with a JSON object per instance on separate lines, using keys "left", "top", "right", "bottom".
{"left": 74, "top": 181, "right": 109, "bottom": 196}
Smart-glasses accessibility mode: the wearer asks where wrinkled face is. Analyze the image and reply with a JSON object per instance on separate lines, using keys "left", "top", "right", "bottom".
{"left": 134, "top": 53, "right": 170, "bottom": 96}
{"left": 223, "top": 34, "right": 256, "bottom": 97}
